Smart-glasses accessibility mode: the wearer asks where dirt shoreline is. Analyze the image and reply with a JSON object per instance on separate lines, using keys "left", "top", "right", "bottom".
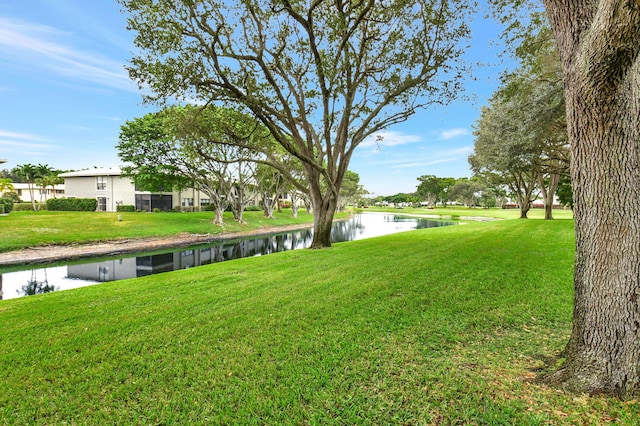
{"left": 0, "top": 223, "right": 314, "bottom": 267}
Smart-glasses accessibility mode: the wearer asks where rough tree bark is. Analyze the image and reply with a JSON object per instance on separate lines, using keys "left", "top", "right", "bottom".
{"left": 543, "top": 0, "right": 640, "bottom": 397}
{"left": 310, "top": 194, "right": 337, "bottom": 249}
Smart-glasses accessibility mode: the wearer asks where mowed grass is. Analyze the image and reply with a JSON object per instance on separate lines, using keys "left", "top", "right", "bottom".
{"left": 2, "top": 218, "right": 639, "bottom": 424}
{"left": 0, "top": 207, "right": 571, "bottom": 253}
{"left": 369, "top": 205, "right": 574, "bottom": 220}
{"left": 0, "top": 210, "right": 323, "bottom": 253}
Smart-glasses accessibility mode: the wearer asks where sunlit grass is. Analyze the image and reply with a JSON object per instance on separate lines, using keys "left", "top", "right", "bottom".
{"left": 367, "top": 205, "right": 574, "bottom": 220}
{"left": 2, "top": 218, "right": 638, "bottom": 424}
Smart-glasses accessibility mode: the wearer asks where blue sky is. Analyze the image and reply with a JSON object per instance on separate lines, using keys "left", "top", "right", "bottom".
{"left": 0, "top": 1, "right": 511, "bottom": 196}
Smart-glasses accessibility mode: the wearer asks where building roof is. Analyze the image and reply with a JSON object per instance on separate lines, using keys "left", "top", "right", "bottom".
{"left": 59, "top": 167, "right": 123, "bottom": 178}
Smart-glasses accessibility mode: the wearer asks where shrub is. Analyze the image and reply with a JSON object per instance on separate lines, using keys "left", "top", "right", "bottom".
{"left": 153, "top": 208, "right": 162, "bottom": 213}
{"left": 47, "top": 198, "right": 98, "bottom": 212}
{"left": 117, "top": 205, "right": 135, "bottom": 212}
{"left": 11, "top": 202, "right": 47, "bottom": 212}
{"left": 245, "top": 205, "right": 262, "bottom": 212}
{"left": 0, "top": 198, "right": 14, "bottom": 214}
{"left": 1, "top": 192, "right": 21, "bottom": 203}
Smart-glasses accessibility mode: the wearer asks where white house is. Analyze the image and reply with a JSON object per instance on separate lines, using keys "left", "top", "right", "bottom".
{"left": 59, "top": 167, "right": 236, "bottom": 212}
{"left": 11, "top": 183, "right": 65, "bottom": 203}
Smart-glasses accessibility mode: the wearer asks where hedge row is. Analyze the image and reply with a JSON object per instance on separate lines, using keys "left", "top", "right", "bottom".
{"left": 0, "top": 198, "right": 13, "bottom": 214}
{"left": 47, "top": 198, "right": 98, "bottom": 212}
{"left": 12, "top": 203, "right": 47, "bottom": 212}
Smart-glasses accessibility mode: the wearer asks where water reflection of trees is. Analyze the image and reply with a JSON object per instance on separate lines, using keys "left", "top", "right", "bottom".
{"left": 21, "top": 270, "right": 56, "bottom": 297}
{"left": 331, "top": 216, "right": 365, "bottom": 242}
{"left": 227, "top": 230, "right": 314, "bottom": 259}
{"left": 5, "top": 214, "right": 457, "bottom": 299}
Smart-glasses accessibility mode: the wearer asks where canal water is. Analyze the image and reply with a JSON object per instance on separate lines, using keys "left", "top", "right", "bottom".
{"left": 0, "top": 213, "right": 455, "bottom": 300}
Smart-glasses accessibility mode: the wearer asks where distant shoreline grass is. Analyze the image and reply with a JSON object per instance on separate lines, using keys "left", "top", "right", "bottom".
{"left": 0, "top": 209, "right": 325, "bottom": 253}
{"left": 368, "top": 205, "right": 574, "bottom": 220}
{"left": 2, "top": 216, "right": 639, "bottom": 424}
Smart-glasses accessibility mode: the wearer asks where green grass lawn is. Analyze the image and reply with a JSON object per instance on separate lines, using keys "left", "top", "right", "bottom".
{"left": 368, "top": 205, "right": 574, "bottom": 220}
{"left": 0, "top": 206, "right": 572, "bottom": 253}
{"left": 0, "top": 209, "right": 324, "bottom": 253}
{"left": 2, "top": 216, "right": 638, "bottom": 424}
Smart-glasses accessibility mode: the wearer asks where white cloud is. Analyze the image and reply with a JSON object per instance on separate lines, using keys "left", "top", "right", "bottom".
{"left": 0, "top": 140, "right": 55, "bottom": 150}
{"left": 438, "top": 128, "right": 470, "bottom": 140}
{"left": 0, "top": 17, "right": 135, "bottom": 92}
{"left": 445, "top": 145, "right": 474, "bottom": 156}
{"left": 0, "top": 130, "right": 46, "bottom": 141}
{"left": 392, "top": 158, "right": 457, "bottom": 169}
{"left": 0, "top": 129, "right": 56, "bottom": 153}
{"left": 360, "top": 130, "right": 423, "bottom": 148}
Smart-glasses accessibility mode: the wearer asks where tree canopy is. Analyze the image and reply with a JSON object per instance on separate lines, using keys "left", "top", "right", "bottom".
{"left": 469, "top": 18, "right": 568, "bottom": 219}
{"left": 118, "top": 105, "right": 269, "bottom": 224}
{"left": 120, "top": 0, "right": 474, "bottom": 248}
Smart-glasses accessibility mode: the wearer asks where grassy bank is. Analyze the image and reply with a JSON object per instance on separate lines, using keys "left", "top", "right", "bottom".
{"left": 368, "top": 205, "right": 574, "bottom": 220}
{"left": 0, "top": 210, "right": 323, "bottom": 253}
{"left": 0, "top": 207, "right": 571, "bottom": 254}
{"left": 2, "top": 218, "right": 638, "bottom": 424}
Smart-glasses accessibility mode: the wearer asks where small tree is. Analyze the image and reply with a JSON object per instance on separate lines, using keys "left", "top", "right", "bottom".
{"left": 416, "top": 175, "right": 441, "bottom": 207}
{"left": 36, "top": 173, "right": 63, "bottom": 202}
{"left": 555, "top": 175, "right": 573, "bottom": 209}
{"left": 449, "top": 179, "right": 481, "bottom": 208}
{"left": 337, "top": 170, "right": 364, "bottom": 212}
{"left": 256, "top": 164, "right": 286, "bottom": 219}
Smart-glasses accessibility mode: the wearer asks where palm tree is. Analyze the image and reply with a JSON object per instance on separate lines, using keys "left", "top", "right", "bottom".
{"left": 36, "top": 174, "right": 62, "bottom": 201}
{"left": 0, "top": 178, "right": 14, "bottom": 195}
{"left": 12, "top": 163, "right": 51, "bottom": 211}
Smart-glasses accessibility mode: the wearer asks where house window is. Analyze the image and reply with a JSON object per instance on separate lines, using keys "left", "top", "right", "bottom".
{"left": 96, "top": 176, "right": 107, "bottom": 190}
{"left": 200, "top": 198, "right": 211, "bottom": 206}
{"left": 182, "top": 198, "right": 194, "bottom": 207}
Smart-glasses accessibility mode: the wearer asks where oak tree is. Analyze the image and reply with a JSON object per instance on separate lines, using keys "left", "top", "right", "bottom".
{"left": 494, "top": 0, "right": 640, "bottom": 397}
{"left": 541, "top": 0, "right": 640, "bottom": 397}
{"left": 120, "top": 0, "right": 473, "bottom": 248}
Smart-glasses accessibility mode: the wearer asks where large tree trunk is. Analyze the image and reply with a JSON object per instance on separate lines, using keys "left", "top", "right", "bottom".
{"left": 514, "top": 188, "right": 531, "bottom": 219}
{"left": 543, "top": 0, "right": 640, "bottom": 397}
{"left": 308, "top": 179, "right": 338, "bottom": 249}
{"left": 310, "top": 196, "right": 337, "bottom": 249}
{"left": 540, "top": 173, "right": 560, "bottom": 220}
{"left": 263, "top": 193, "right": 277, "bottom": 219}
{"left": 212, "top": 205, "right": 225, "bottom": 226}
